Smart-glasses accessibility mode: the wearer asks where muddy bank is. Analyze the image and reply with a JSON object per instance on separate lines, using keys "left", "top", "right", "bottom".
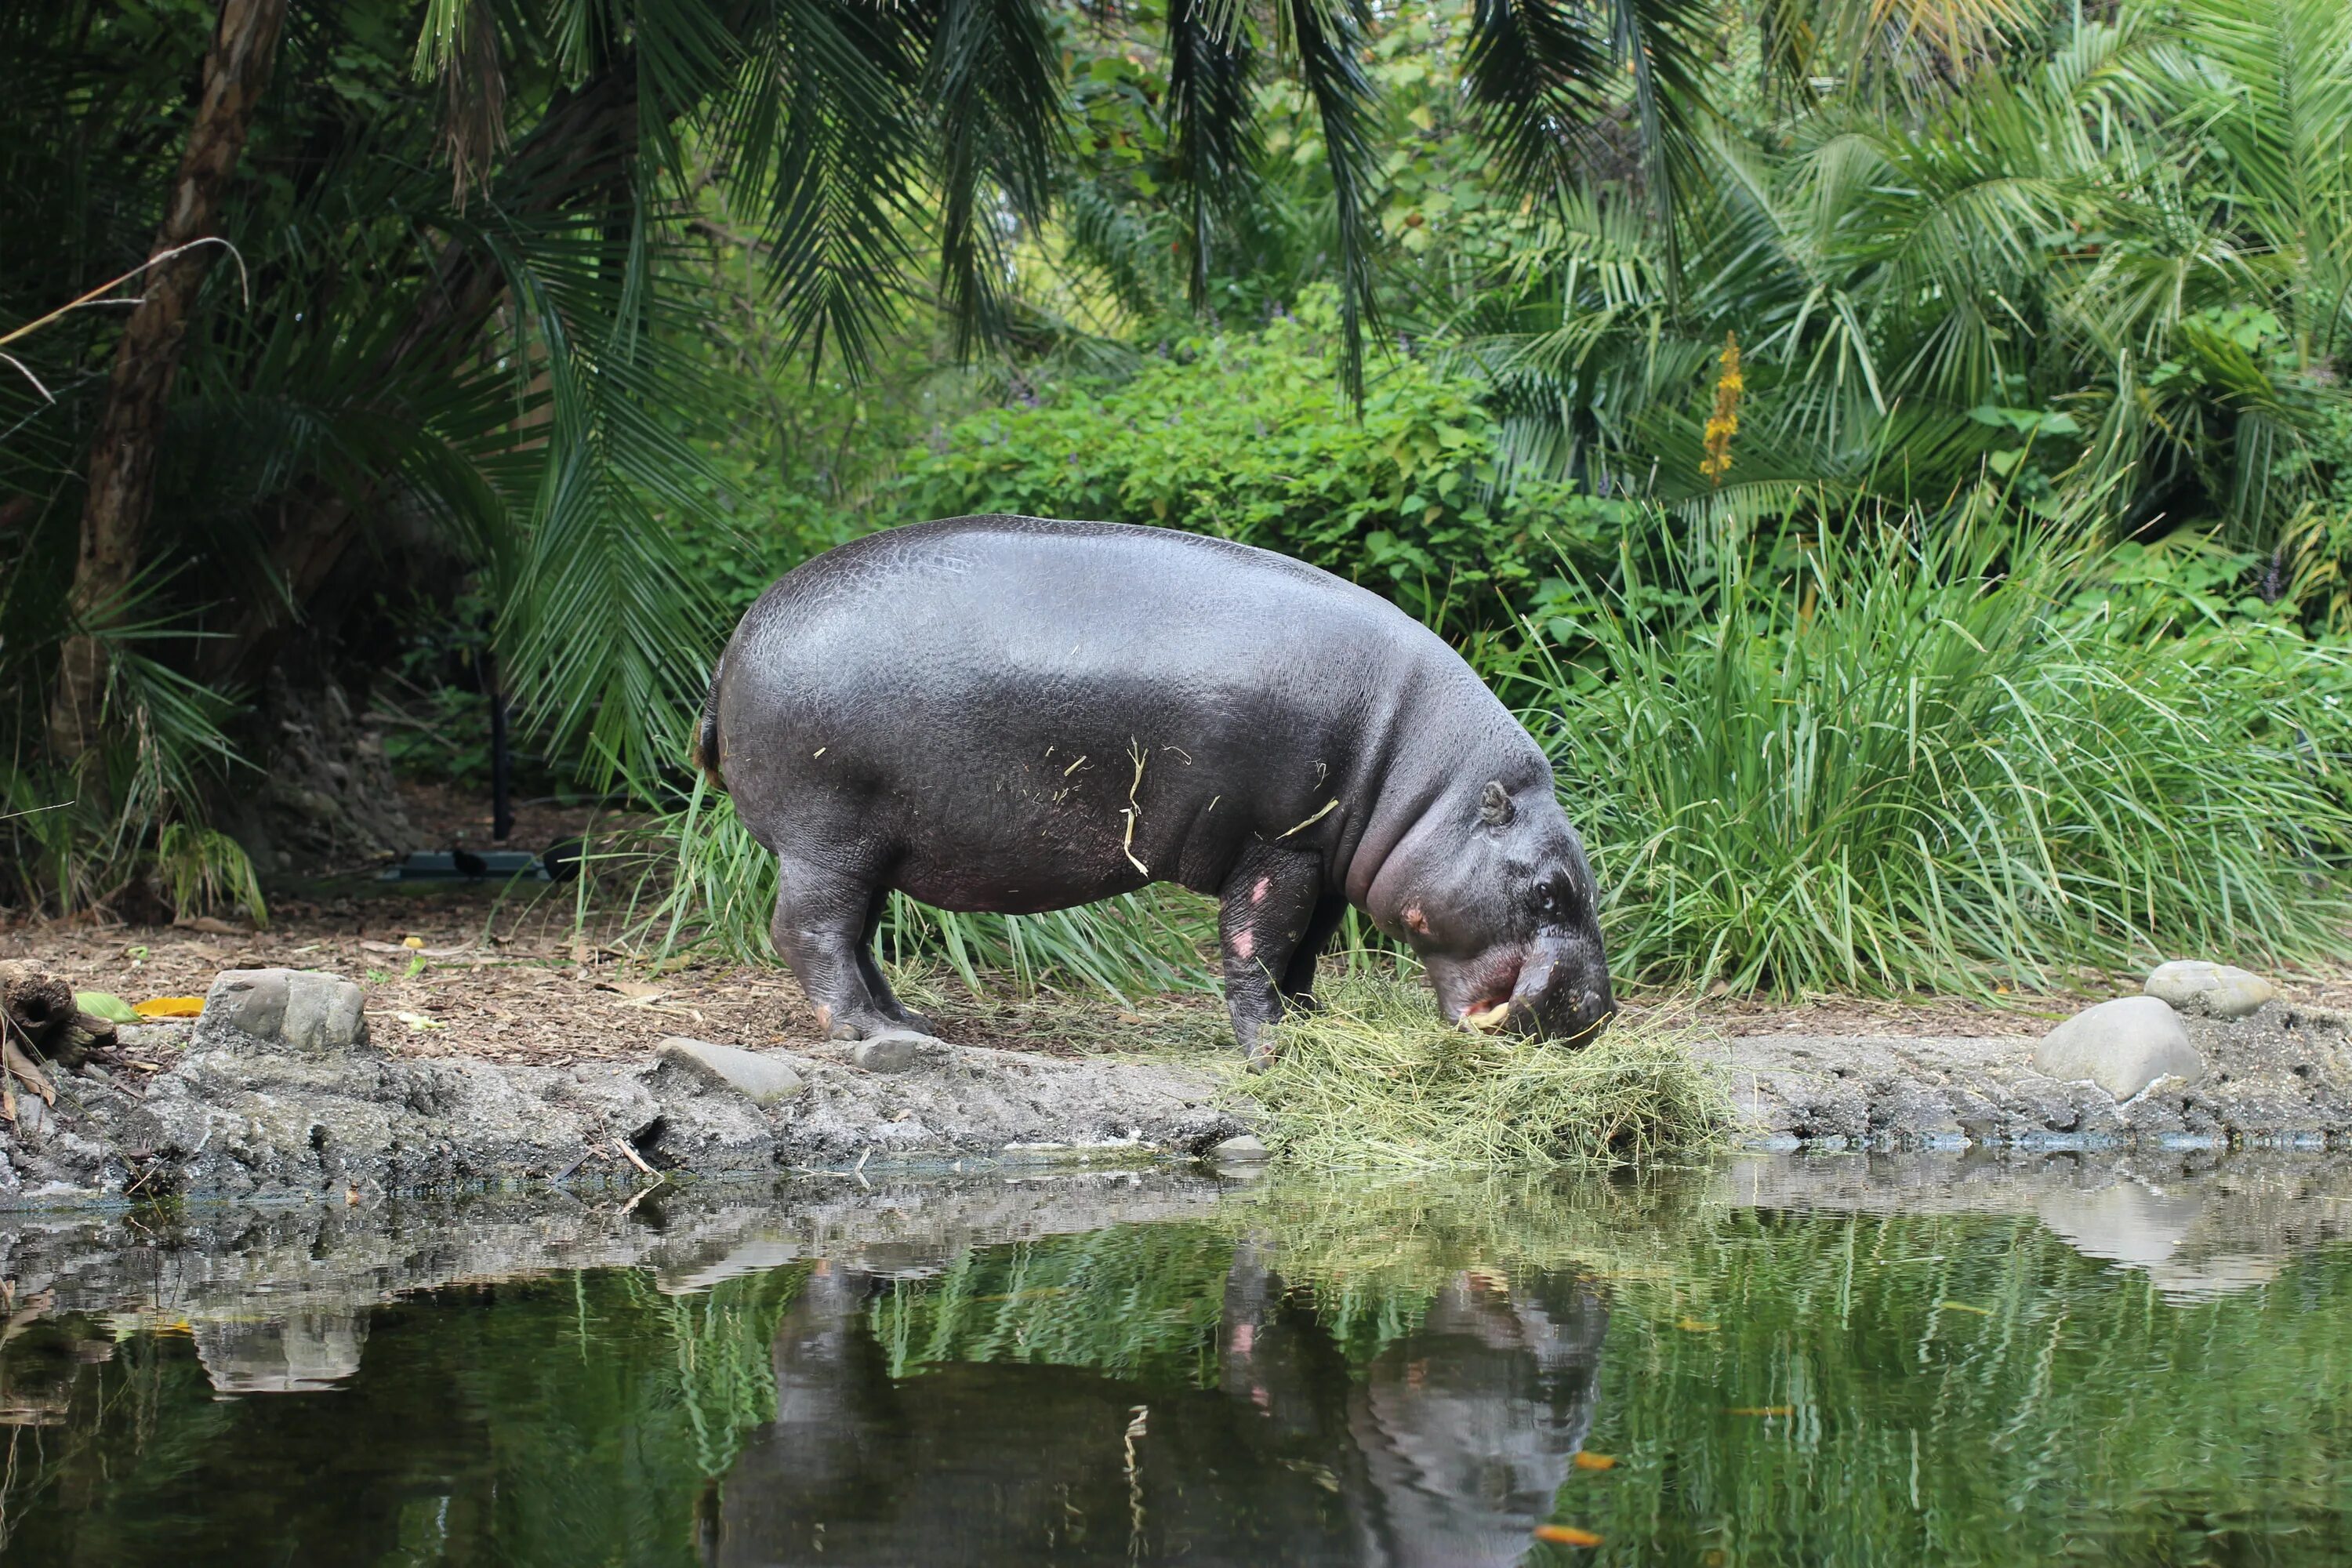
{"left": 8, "top": 960, "right": 2352, "bottom": 1207}
{"left": 1, "top": 968, "right": 1244, "bottom": 1208}
{"left": 1705, "top": 996, "right": 2352, "bottom": 1151}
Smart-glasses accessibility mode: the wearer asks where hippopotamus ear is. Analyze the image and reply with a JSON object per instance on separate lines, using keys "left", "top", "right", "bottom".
{"left": 1479, "top": 780, "right": 1515, "bottom": 827}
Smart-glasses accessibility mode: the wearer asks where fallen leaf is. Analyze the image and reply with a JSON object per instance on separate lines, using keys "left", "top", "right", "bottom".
{"left": 598, "top": 979, "right": 668, "bottom": 1002}
{"left": 76, "top": 991, "right": 142, "bottom": 1024}
{"left": 134, "top": 996, "right": 205, "bottom": 1018}
{"left": 1573, "top": 1452, "right": 1617, "bottom": 1471}
{"left": 127, "top": 1060, "right": 163, "bottom": 1073}
{"left": 1728, "top": 1405, "right": 1794, "bottom": 1417}
{"left": 1675, "top": 1318, "right": 1718, "bottom": 1333}
{"left": 174, "top": 916, "right": 239, "bottom": 935}
{"left": 3, "top": 1038, "right": 56, "bottom": 1106}
{"left": 1115, "top": 1012, "right": 1146, "bottom": 1025}
{"left": 394, "top": 1012, "right": 447, "bottom": 1031}
{"left": 1533, "top": 1525, "right": 1603, "bottom": 1547}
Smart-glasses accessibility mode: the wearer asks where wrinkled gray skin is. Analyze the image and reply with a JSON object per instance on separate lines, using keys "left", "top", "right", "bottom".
{"left": 698, "top": 516, "right": 1613, "bottom": 1063}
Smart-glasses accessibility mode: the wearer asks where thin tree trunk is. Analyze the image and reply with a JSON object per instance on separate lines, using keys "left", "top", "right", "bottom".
{"left": 47, "top": 0, "right": 289, "bottom": 766}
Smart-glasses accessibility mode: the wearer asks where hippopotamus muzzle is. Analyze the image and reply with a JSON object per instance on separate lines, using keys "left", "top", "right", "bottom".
{"left": 1428, "top": 928, "right": 1616, "bottom": 1046}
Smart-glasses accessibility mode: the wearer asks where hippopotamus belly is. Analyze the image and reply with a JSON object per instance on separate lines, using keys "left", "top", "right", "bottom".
{"left": 699, "top": 515, "right": 1612, "bottom": 1061}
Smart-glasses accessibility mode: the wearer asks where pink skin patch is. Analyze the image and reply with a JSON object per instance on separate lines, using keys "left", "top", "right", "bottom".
{"left": 1250, "top": 877, "right": 1271, "bottom": 904}
{"left": 1232, "top": 928, "right": 1255, "bottom": 960}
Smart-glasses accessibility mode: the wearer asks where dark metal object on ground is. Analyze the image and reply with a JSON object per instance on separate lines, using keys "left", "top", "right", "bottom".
{"left": 540, "top": 837, "right": 584, "bottom": 883}
{"left": 379, "top": 851, "right": 548, "bottom": 883}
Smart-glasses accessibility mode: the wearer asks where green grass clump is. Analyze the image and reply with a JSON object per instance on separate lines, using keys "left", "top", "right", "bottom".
{"left": 1533, "top": 524, "right": 2352, "bottom": 998}
{"left": 1242, "top": 971, "right": 1732, "bottom": 1168}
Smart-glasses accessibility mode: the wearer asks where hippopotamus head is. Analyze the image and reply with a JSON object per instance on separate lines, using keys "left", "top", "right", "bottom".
{"left": 1373, "top": 776, "right": 1614, "bottom": 1045}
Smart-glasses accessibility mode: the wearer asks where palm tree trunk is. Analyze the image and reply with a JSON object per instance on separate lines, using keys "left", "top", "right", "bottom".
{"left": 47, "top": 0, "right": 289, "bottom": 766}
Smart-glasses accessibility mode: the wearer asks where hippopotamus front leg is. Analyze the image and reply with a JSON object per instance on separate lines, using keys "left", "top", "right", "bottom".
{"left": 1220, "top": 846, "right": 1335, "bottom": 1066}
{"left": 770, "top": 851, "right": 934, "bottom": 1040}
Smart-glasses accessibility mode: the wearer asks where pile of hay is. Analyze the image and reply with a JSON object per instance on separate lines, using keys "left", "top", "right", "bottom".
{"left": 1240, "top": 973, "right": 1732, "bottom": 1167}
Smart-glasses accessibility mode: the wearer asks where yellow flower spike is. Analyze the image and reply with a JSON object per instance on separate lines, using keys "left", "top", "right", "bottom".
{"left": 1701, "top": 331, "right": 1742, "bottom": 487}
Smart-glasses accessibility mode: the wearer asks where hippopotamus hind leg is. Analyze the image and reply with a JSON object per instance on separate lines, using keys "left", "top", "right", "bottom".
{"left": 853, "top": 889, "right": 936, "bottom": 1034}
{"left": 1219, "top": 846, "right": 1327, "bottom": 1068}
{"left": 771, "top": 851, "right": 914, "bottom": 1041}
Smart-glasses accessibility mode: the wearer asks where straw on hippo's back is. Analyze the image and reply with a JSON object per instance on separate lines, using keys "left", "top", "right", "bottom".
{"left": 696, "top": 514, "right": 1612, "bottom": 1062}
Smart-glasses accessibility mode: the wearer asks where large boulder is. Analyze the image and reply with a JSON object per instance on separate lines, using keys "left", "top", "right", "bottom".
{"left": 193, "top": 969, "right": 374, "bottom": 1058}
{"left": 2144, "top": 960, "right": 2278, "bottom": 1021}
{"left": 2034, "top": 997, "right": 2205, "bottom": 1102}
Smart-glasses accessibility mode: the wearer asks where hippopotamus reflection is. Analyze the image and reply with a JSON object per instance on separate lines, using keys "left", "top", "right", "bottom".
{"left": 696, "top": 517, "right": 1613, "bottom": 1062}
{"left": 710, "top": 1249, "right": 1608, "bottom": 1566}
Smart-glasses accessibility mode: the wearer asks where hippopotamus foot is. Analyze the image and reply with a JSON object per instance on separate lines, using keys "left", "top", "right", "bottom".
{"left": 770, "top": 851, "right": 934, "bottom": 1043}
{"left": 1219, "top": 850, "right": 1344, "bottom": 1069}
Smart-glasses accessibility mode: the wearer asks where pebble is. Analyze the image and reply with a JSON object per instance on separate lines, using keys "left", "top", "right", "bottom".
{"left": 2144, "top": 960, "right": 2278, "bottom": 1020}
{"left": 850, "top": 1031, "right": 929, "bottom": 1074}
{"left": 654, "top": 1037, "right": 807, "bottom": 1105}
{"left": 1206, "top": 1134, "right": 1269, "bottom": 1164}
{"left": 192, "top": 969, "right": 372, "bottom": 1057}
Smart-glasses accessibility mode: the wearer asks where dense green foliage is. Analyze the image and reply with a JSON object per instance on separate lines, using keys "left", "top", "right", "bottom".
{"left": 906, "top": 295, "right": 1622, "bottom": 638}
{"left": 1538, "top": 525, "right": 2352, "bottom": 993}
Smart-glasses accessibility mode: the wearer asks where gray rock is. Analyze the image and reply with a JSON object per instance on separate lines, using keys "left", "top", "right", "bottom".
{"left": 193, "top": 970, "right": 373, "bottom": 1058}
{"left": 1207, "top": 1134, "right": 1269, "bottom": 1164}
{"left": 850, "top": 1030, "right": 931, "bottom": 1074}
{"left": 654, "top": 1036, "right": 806, "bottom": 1105}
{"left": 2034, "top": 997, "right": 2205, "bottom": 1102}
{"left": 2146, "top": 960, "right": 2278, "bottom": 1020}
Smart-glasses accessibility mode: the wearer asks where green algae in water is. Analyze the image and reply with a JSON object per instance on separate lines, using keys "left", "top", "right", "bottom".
{"left": 7, "top": 1167, "right": 2352, "bottom": 1564}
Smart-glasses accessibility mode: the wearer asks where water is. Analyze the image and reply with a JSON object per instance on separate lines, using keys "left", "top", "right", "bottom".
{"left": 7, "top": 1152, "right": 2352, "bottom": 1566}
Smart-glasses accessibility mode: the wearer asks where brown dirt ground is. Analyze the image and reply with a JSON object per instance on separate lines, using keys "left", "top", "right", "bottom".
{"left": 10, "top": 858, "right": 2349, "bottom": 1071}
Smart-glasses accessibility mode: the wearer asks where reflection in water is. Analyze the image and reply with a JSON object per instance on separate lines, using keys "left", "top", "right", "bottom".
{"left": 192, "top": 1308, "right": 369, "bottom": 1394}
{"left": 720, "top": 1246, "right": 1606, "bottom": 1566}
{"left": 7, "top": 1154, "right": 2352, "bottom": 1564}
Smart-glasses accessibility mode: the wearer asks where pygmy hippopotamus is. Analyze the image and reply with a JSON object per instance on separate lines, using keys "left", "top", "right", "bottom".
{"left": 693, "top": 515, "right": 1613, "bottom": 1063}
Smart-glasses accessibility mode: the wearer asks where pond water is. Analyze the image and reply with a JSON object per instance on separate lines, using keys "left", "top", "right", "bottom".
{"left": 7, "top": 1152, "right": 2352, "bottom": 1566}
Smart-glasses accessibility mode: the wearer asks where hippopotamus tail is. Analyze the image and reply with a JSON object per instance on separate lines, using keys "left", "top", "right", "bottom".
{"left": 689, "top": 653, "right": 726, "bottom": 791}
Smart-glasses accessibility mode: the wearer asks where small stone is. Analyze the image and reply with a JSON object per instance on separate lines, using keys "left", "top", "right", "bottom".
{"left": 2144, "top": 960, "right": 2278, "bottom": 1020}
{"left": 191, "top": 970, "right": 372, "bottom": 1058}
{"left": 850, "top": 1031, "right": 928, "bottom": 1074}
{"left": 2034, "top": 996, "right": 2205, "bottom": 1102}
{"left": 1206, "top": 1134, "right": 1269, "bottom": 1164}
{"left": 655, "top": 1036, "right": 806, "bottom": 1105}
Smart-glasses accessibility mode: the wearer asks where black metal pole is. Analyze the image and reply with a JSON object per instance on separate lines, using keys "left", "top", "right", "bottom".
{"left": 486, "top": 649, "right": 513, "bottom": 844}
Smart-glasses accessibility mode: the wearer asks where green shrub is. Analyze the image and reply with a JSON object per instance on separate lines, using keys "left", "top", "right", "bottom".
{"left": 1535, "top": 524, "right": 2352, "bottom": 996}
{"left": 902, "top": 292, "right": 1626, "bottom": 641}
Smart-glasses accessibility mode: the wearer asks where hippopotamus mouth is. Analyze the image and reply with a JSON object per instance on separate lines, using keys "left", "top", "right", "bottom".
{"left": 1431, "top": 938, "right": 1613, "bottom": 1046}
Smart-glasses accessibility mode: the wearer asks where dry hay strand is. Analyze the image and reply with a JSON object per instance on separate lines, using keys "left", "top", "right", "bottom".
{"left": 1242, "top": 975, "right": 1733, "bottom": 1168}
